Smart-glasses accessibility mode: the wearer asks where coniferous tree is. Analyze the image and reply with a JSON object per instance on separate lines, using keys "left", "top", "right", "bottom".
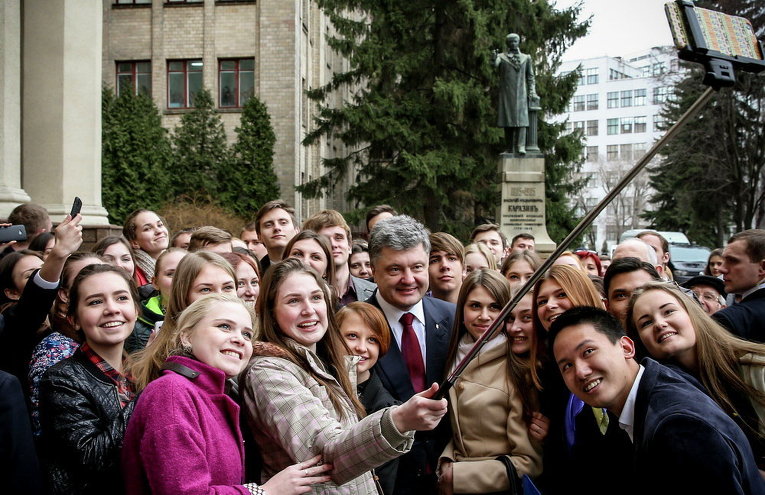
{"left": 101, "top": 88, "right": 172, "bottom": 224}
{"left": 171, "top": 88, "right": 230, "bottom": 200}
{"left": 301, "top": 0, "right": 588, "bottom": 240}
{"left": 222, "top": 96, "right": 280, "bottom": 218}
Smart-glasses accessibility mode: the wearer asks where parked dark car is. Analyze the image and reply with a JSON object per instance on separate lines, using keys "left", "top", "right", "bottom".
{"left": 670, "top": 244, "right": 711, "bottom": 283}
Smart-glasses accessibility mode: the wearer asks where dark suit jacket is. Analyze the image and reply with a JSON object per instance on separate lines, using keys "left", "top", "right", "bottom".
{"left": 0, "top": 370, "right": 43, "bottom": 495}
{"left": 0, "top": 269, "right": 59, "bottom": 390}
{"left": 366, "top": 292, "right": 455, "bottom": 495}
{"left": 632, "top": 358, "right": 765, "bottom": 495}
{"left": 713, "top": 288, "right": 765, "bottom": 342}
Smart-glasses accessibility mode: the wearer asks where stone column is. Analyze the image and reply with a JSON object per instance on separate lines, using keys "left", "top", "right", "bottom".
{"left": 0, "top": 0, "right": 31, "bottom": 217}
{"left": 497, "top": 155, "right": 556, "bottom": 256}
{"left": 22, "top": 0, "right": 110, "bottom": 225}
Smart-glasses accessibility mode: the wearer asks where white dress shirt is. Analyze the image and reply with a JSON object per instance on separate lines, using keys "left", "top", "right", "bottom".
{"left": 618, "top": 364, "right": 645, "bottom": 443}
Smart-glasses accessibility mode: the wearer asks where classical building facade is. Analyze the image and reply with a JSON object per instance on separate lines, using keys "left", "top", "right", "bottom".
{"left": 103, "top": 0, "right": 354, "bottom": 222}
{"left": 1, "top": 0, "right": 110, "bottom": 225}
{"left": 553, "top": 47, "right": 681, "bottom": 252}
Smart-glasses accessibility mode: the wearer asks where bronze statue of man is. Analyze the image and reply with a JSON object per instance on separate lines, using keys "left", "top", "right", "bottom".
{"left": 494, "top": 33, "right": 537, "bottom": 155}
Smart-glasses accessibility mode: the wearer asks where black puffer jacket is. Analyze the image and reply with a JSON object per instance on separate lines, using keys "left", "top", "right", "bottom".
{"left": 39, "top": 349, "right": 135, "bottom": 495}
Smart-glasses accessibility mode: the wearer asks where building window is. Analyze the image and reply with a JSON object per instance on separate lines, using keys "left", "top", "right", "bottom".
{"left": 573, "top": 95, "right": 585, "bottom": 112}
{"left": 634, "top": 142, "right": 647, "bottom": 158}
{"left": 607, "top": 118, "right": 619, "bottom": 135}
{"left": 565, "top": 121, "right": 573, "bottom": 133}
{"left": 167, "top": 59, "right": 203, "bottom": 109}
{"left": 609, "top": 69, "right": 629, "bottom": 80}
{"left": 653, "top": 114, "right": 666, "bottom": 131}
{"left": 116, "top": 61, "right": 151, "bottom": 97}
{"left": 633, "top": 88, "right": 647, "bottom": 106}
{"left": 634, "top": 116, "right": 647, "bottom": 133}
{"left": 620, "top": 117, "right": 634, "bottom": 134}
{"left": 165, "top": 0, "right": 203, "bottom": 3}
{"left": 620, "top": 90, "right": 633, "bottom": 107}
{"left": 219, "top": 59, "right": 255, "bottom": 108}
{"left": 607, "top": 145, "right": 618, "bottom": 160}
{"left": 607, "top": 91, "right": 619, "bottom": 108}
{"left": 573, "top": 121, "right": 585, "bottom": 134}
{"left": 587, "top": 146, "right": 598, "bottom": 162}
{"left": 652, "top": 62, "right": 667, "bottom": 76}
{"left": 586, "top": 93, "right": 598, "bottom": 110}
{"left": 653, "top": 86, "right": 670, "bottom": 104}
{"left": 586, "top": 120, "right": 598, "bottom": 136}
{"left": 115, "top": 0, "right": 151, "bottom": 4}
{"left": 620, "top": 143, "right": 633, "bottom": 161}
{"left": 584, "top": 68, "right": 598, "bottom": 85}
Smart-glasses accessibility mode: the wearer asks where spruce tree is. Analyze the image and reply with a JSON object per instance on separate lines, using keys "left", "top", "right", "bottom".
{"left": 223, "top": 95, "right": 280, "bottom": 218}
{"left": 171, "top": 88, "right": 230, "bottom": 200}
{"left": 101, "top": 87, "right": 172, "bottom": 224}
{"left": 301, "top": 0, "right": 588, "bottom": 240}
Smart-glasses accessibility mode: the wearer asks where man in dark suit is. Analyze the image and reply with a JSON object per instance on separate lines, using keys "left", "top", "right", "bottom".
{"left": 366, "top": 215, "right": 455, "bottom": 495}
{"left": 550, "top": 307, "right": 765, "bottom": 495}
{"left": 713, "top": 229, "right": 765, "bottom": 342}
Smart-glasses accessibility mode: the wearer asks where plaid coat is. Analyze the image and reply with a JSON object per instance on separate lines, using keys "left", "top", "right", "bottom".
{"left": 242, "top": 341, "right": 415, "bottom": 494}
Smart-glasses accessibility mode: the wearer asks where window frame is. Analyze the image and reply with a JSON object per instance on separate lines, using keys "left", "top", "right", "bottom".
{"left": 167, "top": 59, "right": 203, "bottom": 109}
{"left": 116, "top": 60, "right": 151, "bottom": 97}
{"left": 218, "top": 58, "right": 255, "bottom": 108}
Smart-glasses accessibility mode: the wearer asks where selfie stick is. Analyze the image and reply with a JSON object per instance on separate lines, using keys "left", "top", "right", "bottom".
{"left": 434, "top": 86, "right": 715, "bottom": 399}
{"left": 435, "top": 0, "right": 765, "bottom": 400}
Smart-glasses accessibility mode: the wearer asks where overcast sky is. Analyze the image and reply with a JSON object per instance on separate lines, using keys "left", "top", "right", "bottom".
{"left": 553, "top": 0, "right": 675, "bottom": 60}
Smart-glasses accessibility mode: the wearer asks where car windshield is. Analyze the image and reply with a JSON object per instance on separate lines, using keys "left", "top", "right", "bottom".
{"left": 670, "top": 245, "right": 710, "bottom": 263}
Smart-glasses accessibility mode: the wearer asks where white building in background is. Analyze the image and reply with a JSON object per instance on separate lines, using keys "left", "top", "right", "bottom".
{"left": 553, "top": 46, "right": 681, "bottom": 252}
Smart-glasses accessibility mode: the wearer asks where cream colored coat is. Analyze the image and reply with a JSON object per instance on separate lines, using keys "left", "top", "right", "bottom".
{"left": 440, "top": 336, "right": 542, "bottom": 493}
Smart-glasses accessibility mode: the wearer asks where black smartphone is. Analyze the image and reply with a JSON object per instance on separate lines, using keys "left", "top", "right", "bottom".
{"left": 0, "top": 225, "right": 27, "bottom": 243}
{"left": 70, "top": 197, "right": 82, "bottom": 218}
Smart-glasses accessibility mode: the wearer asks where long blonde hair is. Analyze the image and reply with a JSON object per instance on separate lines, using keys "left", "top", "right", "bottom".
{"left": 128, "top": 293, "right": 253, "bottom": 391}
{"left": 626, "top": 282, "right": 765, "bottom": 431}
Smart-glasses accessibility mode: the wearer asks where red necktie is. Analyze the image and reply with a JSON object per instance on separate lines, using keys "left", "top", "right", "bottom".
{"left": 400, "top": 312, "right": 425, "bottom": 393}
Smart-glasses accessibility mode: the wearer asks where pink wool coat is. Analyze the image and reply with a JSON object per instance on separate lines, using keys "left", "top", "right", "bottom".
{"left": 122, "top": 356, "right": 250, "bottom": 495}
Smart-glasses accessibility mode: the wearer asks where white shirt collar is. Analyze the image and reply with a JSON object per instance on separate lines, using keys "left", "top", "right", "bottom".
{"left": 740, "top": 281, "right": 765, "bottom": 300}
{"left": 618, "top": 364, "right": 645, "bottom": 443}
{"left": 376, "top": 293, "right": 426, "bottom": 328}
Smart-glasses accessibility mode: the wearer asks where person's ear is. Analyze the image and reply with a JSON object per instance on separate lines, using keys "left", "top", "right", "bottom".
{"left": 758, "top": 259, "right": 765, "bottom": 278}
{"left": 655, "top": 265, "right": 664, "bottom": 276}
{"left": 620, "top": 336, "right": 636, "bottom": 360}
{"left": 58, "top": 287, "right": 69, "bottom": 305}
{"left": 3, "top": 287, "right": 20, "bottom": 301}
{"left": 130, "top": 240, "right": 140, "bottom": 250}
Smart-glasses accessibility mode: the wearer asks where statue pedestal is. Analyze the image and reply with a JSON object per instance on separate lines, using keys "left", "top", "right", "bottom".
{"left": 497, "top": 154, "right": 556, "bottom": 257}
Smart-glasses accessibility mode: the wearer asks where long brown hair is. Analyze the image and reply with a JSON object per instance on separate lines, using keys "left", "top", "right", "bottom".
{"left": 256, "top": 258, "right": 364, "bottom": 418}
{"left": 283, "top": 230, "right": 337, "bottom": 289}
{"left": 446, "top": 269, "right": 538, "bottom": 424}
{"left": 165, "top": 251, "right": 235, "bottom": 323}
{"left": 626, "top": 282, "right": 765, "bottom": 436}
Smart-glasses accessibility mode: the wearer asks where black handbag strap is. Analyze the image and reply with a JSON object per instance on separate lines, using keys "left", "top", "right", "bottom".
{"left": 495, "top": 456, "right": 523, "bottom": 495}
{"left": 161, "top": 361, "right": 200, "bottom": 379}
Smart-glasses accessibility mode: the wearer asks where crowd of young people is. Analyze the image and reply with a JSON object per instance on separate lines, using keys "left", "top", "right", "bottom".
{"left": 1, "top": 200, "right": 764, "bottom": 495}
